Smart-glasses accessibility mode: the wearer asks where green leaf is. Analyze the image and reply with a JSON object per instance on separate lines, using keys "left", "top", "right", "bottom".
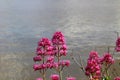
{"left": 103, "top": 76, "right": 111, "bottom": 80}
{"left": 102, "top": 78, "right": 106, "bottom": 80}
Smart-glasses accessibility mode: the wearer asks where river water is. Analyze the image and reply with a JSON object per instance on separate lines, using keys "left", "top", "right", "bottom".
{"left": 0, "top": 0, "right": 120, "bottom": 80}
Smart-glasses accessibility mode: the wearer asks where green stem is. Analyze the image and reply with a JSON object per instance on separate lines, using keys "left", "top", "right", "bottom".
{"left": 57, "top": 45, "right": 63, "bottom": 80}
{"left": 43, "top": 73, "right": 46, "bottom": 80}
{"left": 59, "top": 70, "right": 62, "bottom": 80}
{"left": 42, "top": 53, "right": 46, "bottom": 80}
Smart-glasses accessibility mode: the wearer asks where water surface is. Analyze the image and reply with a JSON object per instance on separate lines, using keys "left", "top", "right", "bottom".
{"left": 0, "top": 0, "right": 120, "bottom": 80}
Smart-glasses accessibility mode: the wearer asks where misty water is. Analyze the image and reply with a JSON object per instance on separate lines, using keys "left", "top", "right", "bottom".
{"left": 0, "top": 0, "right": 120, "bottom": 80}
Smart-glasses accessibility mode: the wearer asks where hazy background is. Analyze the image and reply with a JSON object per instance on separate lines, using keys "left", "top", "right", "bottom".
{"left": 0, "top": 0, "right": 120, "bottom": 80}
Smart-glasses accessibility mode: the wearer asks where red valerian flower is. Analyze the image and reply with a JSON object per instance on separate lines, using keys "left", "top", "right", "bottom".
{"left": 33, "top": 56, "right": 42, "bottom": 62}
{"left": 36, "top": 78, "right": 43, "bottom": 80}
{"left": 114, "top": 77, "right": 120, "bottom": 80}
{"left": 59, "top": 60, "right": 70, "bottom": 67}
{"left": 51, "top": 31, "right": 70, "bottom": 80}
{"left": 88, "top": 51, "right": 99, "bottom": 60}
{"left": 115, "top": 37, "right": 120, "bottom": 52}
{"left": 33, "top": 38, "right": 55, "bottom": 80}
{"left": 50, "top": 74, "right": 59, "bottom": 80}
{"left": 36, "top": 38, "right": 53, "bottom": 56}
{"left": 85, "top": 51, "right": 101, "bottom": 79}
{"left": 33, "top": 64, "right": 41, "bottom": 71}
{"left": 47, "top": 56, "right": 54, "bottom": 63}
{"left": 52, "top": 32, "right": 67, "bottom": 57}
{"left": 38, "top": 38, "right": 51, "bottom": 47}
{"left": 101, "top": 53, "right": 114, "bottom": 64}
{"left": 52, "top": 31, "right": 65, "bottom": 45}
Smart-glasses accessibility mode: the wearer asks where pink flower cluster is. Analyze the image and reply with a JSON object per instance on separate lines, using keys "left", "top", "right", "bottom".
{"left": 33, "top": 38, "right": 54, "bottom": 71}
{"left": 52, "top": 32, "right": 67, "bottom": 56}
{"left": 59, "top": 60, "right": 70, "bottom": 67}
{"left": 33, "top": 31, "right": 71, "bottom": 80}
{"left": 85, "top": 51, "right": 101, "bottom": 79}
{"left": 115, "top": 37, "right": 120, "bottom": 52}
{"left": 88, "top": 51, "right": 100, "bottom": 63}
{"left": 101, "top": 53, "right": 114, "bottom": 64}
{"left": 50, "top": 74, "right": 59, "bottom": 80}
{"left": 114, "top": 77, "right": 120, "bottom": 80}
{"left": 52, "top": 32, "right": 65, "bottom": 45}
{"left": 52, "top": 32, "right": 70, "bottom": 68}
{"left": 36, "top": 38, "right": 53, "bottom": 56}
{"left": 51, "top": 32, "right": 71, "bottom": 80}
{"left": 33, "top": 56, "right": 42, "bottom": 62}
{"left": 36, "top": 78, "right": 43, "bottom": 80}
{"left": 33, "top": 62, "right": 58, "bottom": 71}
{"left": 33, "top": 60, "right": 70, "bottom": 71}
{"left": 85, "top": 51, "right": 115, "bottom": 80}
{"left": 50, "top": 74, "right": 76, "bottom": 80}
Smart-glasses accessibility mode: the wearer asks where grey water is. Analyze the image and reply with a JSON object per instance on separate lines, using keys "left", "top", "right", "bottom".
{"left": 0, "top": 0, "right": 120, "bottom": 80}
